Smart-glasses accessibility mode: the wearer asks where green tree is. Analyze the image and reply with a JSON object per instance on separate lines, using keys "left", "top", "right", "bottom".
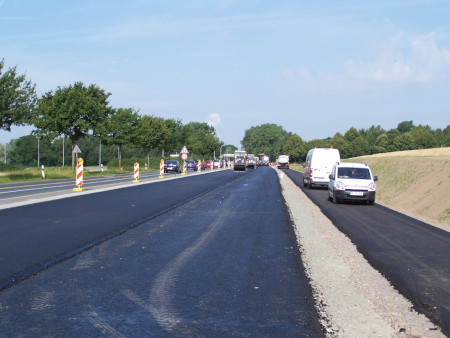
{"left": 136, "top": 115, "right": 169, "bottom": 167}
{"left": 375, "top": 133, "right": 388, "bottom": 148}
{"left": 393, "top": 133, "right": 415, "bottom": 151}
{"left": 330, "top": 133, "right": 349, "bottom": 158}
{"left": 410, "top": 125, "right": 437, "bottom": 149}
{"left": 397, "top": 120, "right": 415, "bottom": 134}
{"left": 359, "top": 125, "right": 386, "bottom": 147}
{"left": 344, "top": 127, "right": 360, "bottom": 143}
{"left": 34, "top": 82, "right": 111, "bottom": 171}
{"left": 282, "top": 134, "right": 307, "bottom": 162}
{"left": 305, "top": 138, "right": 329, "bottom": 150}
{"left": 350, "top": 136, "right": 370, "bottom": 157}
{"left": 241, "top": 124, "right": 290, "bottom": 160}
{"left": 182, "top": 122, "right": 221, "bottom": 159}
{"left": 100, "top": 108, "right": 140, "bottom": 169}
{"left": 0, "top": 59, "right": 37, "bottom": 132}
{"left": 162, "top": 118, "right": 184, "bottom": 154}
{"left": 386, "top": 129, "right": 401, "bottom": 146}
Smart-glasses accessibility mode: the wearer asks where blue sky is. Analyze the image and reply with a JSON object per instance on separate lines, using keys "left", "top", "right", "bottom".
{"left": 1, "top": 0, "right": 450, "bottom": 148}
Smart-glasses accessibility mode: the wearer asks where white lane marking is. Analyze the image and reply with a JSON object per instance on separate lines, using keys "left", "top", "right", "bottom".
{"left": 0, "top": 173, "right": 163, "bottom": 195}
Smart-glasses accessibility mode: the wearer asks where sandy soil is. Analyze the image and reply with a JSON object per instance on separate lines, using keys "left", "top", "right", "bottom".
{"left": 349, "top": 149, "right": 450, "bottom": 229}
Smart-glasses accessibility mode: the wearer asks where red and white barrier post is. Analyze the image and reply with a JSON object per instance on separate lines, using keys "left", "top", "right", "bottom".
{"left": 197, "top": 159, "right": 202, "bottom": 172}
{"left": 73, "top": 158, "right": 85, "bottom": 191}
{"left": 181, "top": 161, "right": 187, "bottom": 175}
{"left": 133, "top": 162, "right": 140, "bottom": 183}
{"left": 159, "top": 159, "right": 165, "bottom": 178}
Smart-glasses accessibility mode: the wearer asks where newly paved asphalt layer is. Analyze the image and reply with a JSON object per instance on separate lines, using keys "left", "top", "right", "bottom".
{"left": 0, "top": 167, "right": 322, "bottom": 337}
{"left": 282, "top": 169, "right": 450, "bottom": 336}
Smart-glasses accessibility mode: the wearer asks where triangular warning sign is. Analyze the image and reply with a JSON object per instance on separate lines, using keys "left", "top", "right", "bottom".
{"left": 180, "top": 146, "right": 189, "bottom": 154}
{"left": 72, "top": 145, "right": 82, "bottom": 153}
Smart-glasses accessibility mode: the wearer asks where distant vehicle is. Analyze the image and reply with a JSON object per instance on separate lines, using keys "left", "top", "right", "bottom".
{"left": 328, "top": 162, "right": 377, "bottom": 205}
{"left": 234, "top": 150, "right": 247, "bottom": 171}
{"left": 261, "top": 155, "right": 270, "bottom": 166}
{"left": 247, "top": 154, "right": 256, "bottom": 168}
{"left": 204, "top": 160, "right": 212, "bottom": 169}
{"left": 164, "top": 160, "right": 181, "bottom": 173}
{"left": 303, "top": 148, "right": 341, "bottom": 189}
{"left": 277, "top": 155, "right": 290, "bottom": 169}
{"left": 186, "top": 160, "right": 197, "bottom": 171}
{"left": 213, "top": 159, "right": 220, "bottom": 168}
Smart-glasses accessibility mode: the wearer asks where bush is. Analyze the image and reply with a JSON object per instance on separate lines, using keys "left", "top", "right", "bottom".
{"left": 0, "top": 163, "right": 24, "bottom": 172}
{"left": 107, "top": 156, "right": 162, "bottom": 170}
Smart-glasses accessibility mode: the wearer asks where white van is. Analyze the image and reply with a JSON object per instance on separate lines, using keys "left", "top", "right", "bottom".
{"left": 328, "top": 162, "right": 377, "bottom": 205}
{"left": 303, "top": 148, "right": 341, "bottom": 188}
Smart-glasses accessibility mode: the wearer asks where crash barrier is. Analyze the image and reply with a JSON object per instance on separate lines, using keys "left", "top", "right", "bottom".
{"left": 159, "top": 159, "right": 165, "bottom": 178}
{"left": 73, "top": 158, "right": 85, "bottom": 191}
{"left": 133, "top": 163, "right": 140, "bottom": 183}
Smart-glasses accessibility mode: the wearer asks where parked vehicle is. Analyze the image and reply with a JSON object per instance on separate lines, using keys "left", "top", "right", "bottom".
{"left": 328, "top": 162, "right": 377, "bottom": 205}
{"left": 277, "top": 155, "right": 290, "bottom": 169}
{"left": 164, "top": 160, "right": 181, "bottom": 173}
{"left": 204, "top": 160, "right": 212, "bottom": 169}
{"left": 234, "top": 150, "right": 247, "bottom": 171}
{"left": 213, "top": 159, "right": 220, "bottom": 168}
{"left": 303, "top": 148, "right": 341, "bottom": 188}
{"left": 186, "top": 160, "right": 197, "bottom": 171}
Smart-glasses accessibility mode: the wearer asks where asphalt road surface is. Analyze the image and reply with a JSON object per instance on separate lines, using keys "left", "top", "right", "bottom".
{"left": 0, "top": 170, "right": 185, "bottom": 207}
{"left": 0, "top": 167, "right": 322, "bottom": 337}
{"left": 282, "top": 169, "right": 450, "bottom": 336}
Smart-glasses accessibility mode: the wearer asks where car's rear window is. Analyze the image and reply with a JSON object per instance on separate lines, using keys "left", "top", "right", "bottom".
{"left": 337, "top": 167, "right": 371, "bottom": 179}
{"left": 166, "top": 160, "right": 177, "bottom": 164}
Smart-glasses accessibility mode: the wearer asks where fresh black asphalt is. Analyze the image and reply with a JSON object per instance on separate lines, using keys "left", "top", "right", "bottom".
{"left": 282, "top": 169, "right": 450, "bottom": 336}
{"left": 0, "top": 167, "right": 323, "bottom": 337}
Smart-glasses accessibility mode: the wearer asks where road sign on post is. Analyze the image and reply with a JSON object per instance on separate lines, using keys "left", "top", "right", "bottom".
{"left": 180, "top": 146, "right": 189, "bottom": 175}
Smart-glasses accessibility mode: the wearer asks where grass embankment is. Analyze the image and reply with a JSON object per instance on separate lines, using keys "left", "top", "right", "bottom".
{"left": 349, "top": 147, "right": 450, "bottom": 228}
{"left": 289, "top": 163, "right": 305, "bottom": 173}
{"left": 0, "top": 166, "right": 159, "bottom": 184}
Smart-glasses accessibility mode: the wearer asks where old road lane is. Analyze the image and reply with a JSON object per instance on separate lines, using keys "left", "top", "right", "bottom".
{"left": 0, "top": 167, "right": 323, "bottom": 337}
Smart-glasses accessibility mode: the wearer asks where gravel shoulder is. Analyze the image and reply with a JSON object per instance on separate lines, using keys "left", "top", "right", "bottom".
{"left": 276, "top": 167, "right": 446, "bottom": 338}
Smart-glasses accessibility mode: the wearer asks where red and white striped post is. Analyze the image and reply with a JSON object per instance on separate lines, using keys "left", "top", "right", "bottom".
{"left": 197, "top": 159, "right": 202, "bottom": 172}
{"left": 159, "top": 159, "right": 165, "bottom": 178}
{"left": 73, "top": 158, "right": 85, "bottom": 191}
{"left": 133, "top": 163, "right": 140, "bottom": 183}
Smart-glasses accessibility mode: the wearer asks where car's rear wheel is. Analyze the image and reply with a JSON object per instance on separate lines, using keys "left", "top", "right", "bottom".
{"left": 368, "top": 200, "right": 375, "bottom": 205}
{"left": 307, "top": 181, "right": 311, "bottom": 189}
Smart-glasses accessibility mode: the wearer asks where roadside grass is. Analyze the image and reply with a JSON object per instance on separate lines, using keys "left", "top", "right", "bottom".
{"left": 289, "top": 163, "right": 305, "bottom": 173}
{"left": 0, "top": 166, "right": 159, "bottom": 184}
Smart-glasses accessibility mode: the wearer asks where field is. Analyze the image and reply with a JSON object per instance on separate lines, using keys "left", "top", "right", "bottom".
{"left": 349, "top": 147, "right": 450, "bottom": 228}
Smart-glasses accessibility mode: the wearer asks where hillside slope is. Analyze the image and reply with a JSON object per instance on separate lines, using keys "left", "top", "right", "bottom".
{"left": 349, "top": 147, "right": 450, "bottom": 228}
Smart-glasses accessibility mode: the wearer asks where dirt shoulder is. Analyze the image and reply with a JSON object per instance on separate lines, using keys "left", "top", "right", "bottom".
{"left": 348, "top": 148, "right": 450, "bottom": 229}
{"left": 276, "top": 167, "right": 445, "bottom": 337}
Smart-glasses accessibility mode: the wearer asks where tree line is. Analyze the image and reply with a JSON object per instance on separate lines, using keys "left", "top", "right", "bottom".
{"left": 242, "top": 121, "right": 450, "bottom": 163}
{"left": 0, "top": 59, "right": 231, "bottom": 170}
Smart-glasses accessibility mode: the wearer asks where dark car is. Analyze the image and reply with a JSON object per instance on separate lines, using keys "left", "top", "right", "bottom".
{"left": 164, "top": 160, "right": 181, "bottom": 173}
{"left": 186, "top": 160, "right": 197, "bottom": 171}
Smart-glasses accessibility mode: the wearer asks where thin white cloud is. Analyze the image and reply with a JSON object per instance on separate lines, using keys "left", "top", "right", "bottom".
{"left": 281, "top": 31, "right": 450, "bottom": 96}
{"left": 207, "top": 113, "right": 222, "bottom": 129}
{"left": 346, "top": 32, "right": 450, "bottom": 82}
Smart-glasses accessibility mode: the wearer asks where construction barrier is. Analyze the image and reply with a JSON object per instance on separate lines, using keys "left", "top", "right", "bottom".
{"left": 181, "top": 161, "right": 187, "bottom": 175}
{"left": 159, "top": 159, "right": 165, "bottom": 178}
{"left": 73, "top": 158, "right": 85, "bottom": 191}
{"left": 197, "top": 159, "right": 202, "bottom": 172}
{"left": 133, "top": 163, "right": 140, "bottom": 183}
